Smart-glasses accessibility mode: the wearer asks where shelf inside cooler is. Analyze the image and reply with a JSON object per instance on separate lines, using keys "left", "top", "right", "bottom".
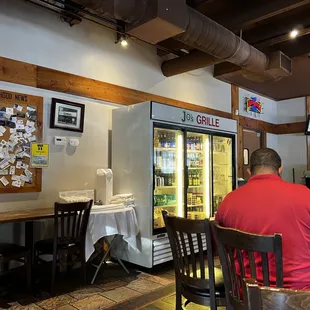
{"left": 188, "top": 186, "right": 203, "bottom": 188}
{"left": 187, "top": 204, "right": 203, "bottom": 207}
{"left": 155, "top": 186, "right": 177, "bottom": 189}
{"left": 155, "top": 147, "right": 177, "bottom": 152}
{"left": 188, "top": 167, "right": 203, "bottom": 169}
{"left": 154, "top": 204, "right": 177, "bottom": 208}
{"left": 187, "top": 150, "right": 203, "bottom": 153}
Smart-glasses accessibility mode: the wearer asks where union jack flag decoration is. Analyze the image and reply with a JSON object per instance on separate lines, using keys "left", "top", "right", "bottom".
{"left": 245, "top": 96, "right": 263, "bottom": 114}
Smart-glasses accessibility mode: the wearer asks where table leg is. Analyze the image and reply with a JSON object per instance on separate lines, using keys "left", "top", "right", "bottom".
{"left": 25, "top": 221, "right": 34, "bottom": 263}
{"left": 25, "top": 221, "right": 34, "bottom": 290}
{"left": 91, "top": 236, "right": 116, "bottom": 285}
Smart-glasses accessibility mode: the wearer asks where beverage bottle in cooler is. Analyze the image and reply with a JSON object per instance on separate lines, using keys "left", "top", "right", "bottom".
{"left": 171, "top": 133, "right": 176, "bottom": 148}
{"left": 154, "top": 132, "right": 159, "bottom": 147}
{"left": 161, "top": 133, "right": 166, "bottom": 148}
{"left": 168, "top": 174, "right": 172, "bottom": 186}
{"left": 189, "top": 173, "right": 193, "bottom": 186}
{"left": 191, "top": 136, "right": 195, "bottom": 150}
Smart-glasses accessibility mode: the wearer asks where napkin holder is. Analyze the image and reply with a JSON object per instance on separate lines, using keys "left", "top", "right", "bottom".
{"left": 96, "top": 168, "right": 113, "bottom": 205}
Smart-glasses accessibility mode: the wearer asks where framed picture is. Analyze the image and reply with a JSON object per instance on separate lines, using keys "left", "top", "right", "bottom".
{"left": 50, "top": 98, "right": 85, "bottom": 133}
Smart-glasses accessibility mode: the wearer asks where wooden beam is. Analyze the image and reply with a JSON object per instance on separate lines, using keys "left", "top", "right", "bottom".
{"left": 231, "top": 85, "right": 243, "bottom": 177}
{"left": 307, "top": 96, "right": 310, "bottom": 170}
{"left": 0, "top": 56, "right": 232, "bottom": 119}
{"left": 222, "top": 0, "right": 310, "bottom": 32}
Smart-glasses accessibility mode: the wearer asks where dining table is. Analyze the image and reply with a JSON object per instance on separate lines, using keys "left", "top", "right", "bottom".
{"left": 0, "top": 204, "right": 140, "bottom": 284}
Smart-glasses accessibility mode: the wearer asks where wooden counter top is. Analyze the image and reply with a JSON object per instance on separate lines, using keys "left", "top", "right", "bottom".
{"left": 0, "top": 207, "right": 54, "bottom": 224}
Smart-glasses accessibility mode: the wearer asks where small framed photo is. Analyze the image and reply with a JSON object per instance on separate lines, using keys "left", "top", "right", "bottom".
{"left": 50, "top": 98, "right": 85, "bottom": 133}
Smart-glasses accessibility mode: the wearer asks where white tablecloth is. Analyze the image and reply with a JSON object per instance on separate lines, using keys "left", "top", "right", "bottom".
{"left": 85, "top": 205, "right": 139, "bottom": 261}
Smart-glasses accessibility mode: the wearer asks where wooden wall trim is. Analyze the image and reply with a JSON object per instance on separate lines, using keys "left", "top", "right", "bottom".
{"left": 231, "top": 85, "right": 243, "bottom": 177}
{"left": 239, "top": 116, "right": 305, "bottom": 135}
{"left": 0, "top": 57, "right": 305, "bottom": 136}
{"left": 0, "top": 57, "right": 231, "bottom": 119}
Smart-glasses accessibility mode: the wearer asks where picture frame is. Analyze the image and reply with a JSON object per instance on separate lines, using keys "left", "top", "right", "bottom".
{"left": 50, "top": 98, "right": 85, "bottom": 133}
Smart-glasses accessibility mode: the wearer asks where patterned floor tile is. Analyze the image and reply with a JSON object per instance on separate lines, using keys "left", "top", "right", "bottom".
{"left": 126, "top": 279, "right": 163, "bottom": 293}
{"left": 95, "top": 279, "right": 127, "bottom": 291}
{"left": 100, "top": 287, "right": 141, "bottom": 303}
{"left": 7, "top": 304, "right": 43, "bottom": 310}
{"left": 71, "top": 294, "right": 115, "bottom": 310}
{"left": 147, "top": 274, "right": 175, "bottom": 286}
{"left": 68, "top": 286, "right": 103, "bottom": 300}
{"left": 55, "top": 305, "right": 77, "bottom": 310}
{"left": 36, "top": 295, "right": 75, "bottom": 310}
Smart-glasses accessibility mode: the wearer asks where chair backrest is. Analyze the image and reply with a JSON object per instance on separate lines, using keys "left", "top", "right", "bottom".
{"left": 54, "top": 200, "right": 93, "bottom": 246}
{"left": 162, "top": 211, "right": 216, "bottom": 293}
{"left": 244, "top": 279, "right": 310, "bottom": 310}
{"left": 211, "top": 220, "right": 283, "bottom": 310}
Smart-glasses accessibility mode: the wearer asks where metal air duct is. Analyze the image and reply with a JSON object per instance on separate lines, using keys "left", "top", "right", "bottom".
{"left": 73, "top": 0, "right": 291, "bottom": 79}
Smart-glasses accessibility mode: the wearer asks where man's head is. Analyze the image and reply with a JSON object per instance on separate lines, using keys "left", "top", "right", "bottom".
{"left": 248, "top": 148, "right": 283, "bottom": 176}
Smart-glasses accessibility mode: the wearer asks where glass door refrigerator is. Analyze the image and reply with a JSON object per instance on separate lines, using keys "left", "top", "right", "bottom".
{"left": 153, "top": 127, "right": 184, "bottom": 234}
{"left": 112, "top": 101, "right": 237, "bottom": 268}
{"left": 212, "top": 135, "right": 234, "bottom": 215}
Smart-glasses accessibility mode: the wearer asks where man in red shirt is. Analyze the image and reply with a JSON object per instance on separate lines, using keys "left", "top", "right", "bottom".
{"left": 216, "top": 148, "right": 310, "bottom": 289}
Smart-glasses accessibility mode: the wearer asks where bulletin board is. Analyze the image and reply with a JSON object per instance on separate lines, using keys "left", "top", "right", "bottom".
{"left": 0, "top": 89, "right": 43, "bottom": 193}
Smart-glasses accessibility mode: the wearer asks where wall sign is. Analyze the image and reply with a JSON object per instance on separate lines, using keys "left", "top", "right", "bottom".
{"left": 245, "top": 96, "right": 263, "bottom": 114}
{"left": 151, "top": 102, "right": 237, "bottom": 133}
{"left": 30, "top": 143, "right": 49, "bottom": 168}
{"left": 50, "top": 98, "right": 85, "bottom": 133}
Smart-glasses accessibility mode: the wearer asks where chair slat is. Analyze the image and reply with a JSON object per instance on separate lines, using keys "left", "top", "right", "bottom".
{"left": 261, "top": 252, "right": 270, "bottom": 286}
{"left": 179, "top": 232, "right": 190, "bottom": 276}
{"left": 187, "top": 233, "right": 197, "bottom": 278}
{"left": 228, "top": 246, "right": 240, "bottom": 299}
{"left": 236, "top": 249, "right": 245, "bottom": 278}
{"left": 197, "top": 233, "right": 205, "bottom": 279}
{"left": 249, "top": 251, "right": 257, "bottom": 280}
{"left": 61, "top": 210, "right": 65, "bottom": 239}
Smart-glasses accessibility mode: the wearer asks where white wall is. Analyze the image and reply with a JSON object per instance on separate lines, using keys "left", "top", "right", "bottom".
{"left": 238, "top": 88, "right": 278, "bottom": 123}
{"left": 0, "top": 0, "right": 231, "bottom": 113}
{"left": 0, "top": 81, "right": 116, "bottom": 212}
{"left": 277, "top": 134, "right": 307, "bottom": 184}
{"left": 277, "top": 97, "right": 306, "bottom": 123}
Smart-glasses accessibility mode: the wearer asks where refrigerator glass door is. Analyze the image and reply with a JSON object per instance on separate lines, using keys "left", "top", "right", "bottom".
{"left": 186, "top": 132, "right": 211, "bottom": 220}
{"left": 212, "top": 136, "right": 233, "bottom": 214}
{"left": 153, "top": 127, "right": 184, "bottom": 231}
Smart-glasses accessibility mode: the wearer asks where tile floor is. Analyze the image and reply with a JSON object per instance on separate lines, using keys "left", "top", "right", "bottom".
{"left": 0, "top": 260, "right": 224, "bottom": 310}
{"left": 0, "top": 261, "right": 177, "bottom": 310}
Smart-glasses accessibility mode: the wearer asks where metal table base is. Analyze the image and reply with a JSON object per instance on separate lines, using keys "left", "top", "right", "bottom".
{"left": 91, "top": 235, "right": 129, "bottom": 284}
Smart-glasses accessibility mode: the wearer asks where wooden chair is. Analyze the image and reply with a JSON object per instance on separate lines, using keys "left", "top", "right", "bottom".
{"left": 162, "top": 211, "right": 226, "bottom": 310}
{"left": 0, "top": 243, "right": 31, "bottom": 291}
{"left": 35, "top": 200, "right": 92, "bottom": 294}
{"left": 244, "top": 278, "right": 310, "bottom": 310}
{"left": 211, "top": 221, "right": 283, "bottom": 310}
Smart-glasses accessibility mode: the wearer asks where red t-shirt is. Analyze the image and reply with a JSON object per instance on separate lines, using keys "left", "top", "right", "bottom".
{"left": 216, "top": 174, "right": 310, "bottom": 290}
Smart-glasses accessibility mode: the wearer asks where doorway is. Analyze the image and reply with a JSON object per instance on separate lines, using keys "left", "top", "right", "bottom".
{"left": 242, "top": 128, "right": 262, "bottom": 179}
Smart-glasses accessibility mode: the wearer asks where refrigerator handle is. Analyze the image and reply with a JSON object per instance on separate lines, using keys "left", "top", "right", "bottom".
{"left": 185, "top": 165, "right": 189, "bottom": 191}
{"left": 232, "top": 165, "right": 236, "bottom": 190}
{"left": 153, "top": 164, "right": 156, "bottom": 192}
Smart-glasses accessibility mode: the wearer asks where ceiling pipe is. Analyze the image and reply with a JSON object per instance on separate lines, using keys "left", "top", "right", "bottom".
{"left": 73, "top": 0, "right": 290, "bottom": 79}
{"left": 175, "top": 7, "right": 268, "bottom": 73}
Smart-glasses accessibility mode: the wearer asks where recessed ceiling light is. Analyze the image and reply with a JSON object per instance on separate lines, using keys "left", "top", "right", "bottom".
{"left": 289, "top": 29, "right": 299, "bottom": 39}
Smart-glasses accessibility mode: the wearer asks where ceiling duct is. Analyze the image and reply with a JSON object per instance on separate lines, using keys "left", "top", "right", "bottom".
{"left": 73, "top": 0, "right": 291, "bottom": 80}
{"left": 73, "top": 0, "right": 188, "bottom": 44}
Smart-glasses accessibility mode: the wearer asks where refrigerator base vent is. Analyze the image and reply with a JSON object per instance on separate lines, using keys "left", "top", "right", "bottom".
{"left": 153, "top": 234, "right": 207, "bottom": 266}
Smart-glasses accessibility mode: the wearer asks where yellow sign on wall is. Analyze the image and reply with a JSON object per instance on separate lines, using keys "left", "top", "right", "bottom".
{"left": 30, "top": 143, "right": 49, "bottom": 168}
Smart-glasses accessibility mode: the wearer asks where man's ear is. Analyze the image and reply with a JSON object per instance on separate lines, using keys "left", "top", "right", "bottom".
{"left": 278, "top": 166, "right": 283, "bottom": 175}
{"left": 247, "top": 168, "right": 251, "bottom": 177}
